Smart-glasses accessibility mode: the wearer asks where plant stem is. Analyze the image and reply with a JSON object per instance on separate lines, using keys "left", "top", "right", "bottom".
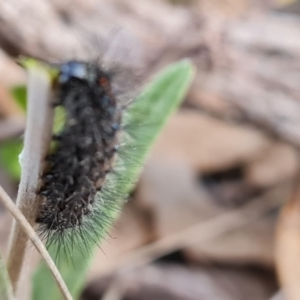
{"left": 6, "top": 65, "right": 54, "bottom": 292}
{"left": 0, "top": 186, "right": 73, "bottom": 300}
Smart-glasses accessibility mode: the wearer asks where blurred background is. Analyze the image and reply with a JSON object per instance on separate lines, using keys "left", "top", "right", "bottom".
{"left": 0, "top": 0, "right": 300, "bottom": 299}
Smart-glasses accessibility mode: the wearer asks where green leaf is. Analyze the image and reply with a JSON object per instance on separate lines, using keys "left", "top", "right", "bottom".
{"left": 10, "top": 85, "right": 27, "bottom": 111}
{"left": 0, "top": 62, "right": 61, "bottom": 182}
{"left": 32, "top": 60, "right": 195, "bottom": 300}
{"left": 0, "top": 86, "right": 26, "bottom": 180}
{"left": 0, "top": 252, "right": 15, "bottom": 300}
{"left": 18, "top": 57, "right": 59, "bottom": 80}
{"left": 0, "top": 140, "right": 23, "bottom": 180}
{"left": 0, "top": 85, "right": 65, "bottom": 181}
{"left": 53, "top": 106, "right": 66, "bottom": 135}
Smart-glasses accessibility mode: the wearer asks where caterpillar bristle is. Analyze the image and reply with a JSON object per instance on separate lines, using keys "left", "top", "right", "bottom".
{"left": 36, "top": 60, "right": 132, "bottom": 258}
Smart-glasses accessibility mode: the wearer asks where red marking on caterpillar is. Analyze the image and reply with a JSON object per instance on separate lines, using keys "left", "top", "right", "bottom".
{"left": 36, "top": 61, "right": 125, "bottom": 250}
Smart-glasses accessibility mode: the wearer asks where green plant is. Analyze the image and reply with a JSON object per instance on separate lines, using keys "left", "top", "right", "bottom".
{"left": 0, "top": 60, "right": 195, "bottom": 300}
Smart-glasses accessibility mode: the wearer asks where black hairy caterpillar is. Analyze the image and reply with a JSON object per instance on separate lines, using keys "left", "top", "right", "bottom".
{"left": 36, "top": 60, "right": 125, "bottom": 247}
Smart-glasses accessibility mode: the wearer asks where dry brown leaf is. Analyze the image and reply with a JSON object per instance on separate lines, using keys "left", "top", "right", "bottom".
{"left": 151, "top": 111, "right": 270, "bottom": 172}
{"left": 275, "top": 176, "right": 300, "bottom": 300}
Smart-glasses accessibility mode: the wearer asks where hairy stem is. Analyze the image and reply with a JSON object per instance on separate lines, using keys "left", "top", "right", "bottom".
{"left": 0, "top": 186, "right": 73, "bottom": 300}
{"left": 7, "top": 65, "right": 54, "bottom": 292}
